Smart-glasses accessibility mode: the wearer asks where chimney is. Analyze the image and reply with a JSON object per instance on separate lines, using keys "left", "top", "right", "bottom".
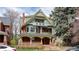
{"left": 22, "top": 13, "right": 26, "bottom": 25}
{"left": 0, "top": 20, "right": 3, "bottom": 31}
{"left": 22, "top": 13, "right": 26, "bottom": 32}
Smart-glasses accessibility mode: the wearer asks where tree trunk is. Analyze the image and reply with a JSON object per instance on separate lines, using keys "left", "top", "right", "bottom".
{"left": 9, "top": 21, "right": 13, "bottom": 40}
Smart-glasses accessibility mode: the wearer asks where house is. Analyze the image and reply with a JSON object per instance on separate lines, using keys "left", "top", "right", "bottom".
{"left": 18, "top": 9, "right": 56, "bottom": 47}
{"left": 0, "top": 17, "right": 10, "bottom": 45}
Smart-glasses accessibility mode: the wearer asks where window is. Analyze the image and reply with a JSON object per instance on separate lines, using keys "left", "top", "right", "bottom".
{"left": 27, "top": 27, "right": 29, "bottom": 32}
{"left": 30, "top": 27, "right": 35, "bottom": 32}
{"left": 35, "top": 19, "right": 44, "bottom": 25}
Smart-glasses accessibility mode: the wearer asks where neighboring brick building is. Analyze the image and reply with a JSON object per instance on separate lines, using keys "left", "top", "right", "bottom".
{"left": 0, "top": 17, "right": 10, "bottom": 45}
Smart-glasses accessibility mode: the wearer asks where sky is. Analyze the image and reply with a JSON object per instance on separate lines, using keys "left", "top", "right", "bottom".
{"left": 0, "top": 7, "right": 54, "bottom": 17}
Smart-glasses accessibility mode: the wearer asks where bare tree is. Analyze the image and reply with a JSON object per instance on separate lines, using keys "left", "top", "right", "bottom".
{"left": 4, "top": 8, "right": 19, "bottom": 40}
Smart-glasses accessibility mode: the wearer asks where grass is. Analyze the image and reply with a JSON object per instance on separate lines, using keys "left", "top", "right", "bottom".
{"left": 10, "top": 45, "right": 72, "bottom": 51}
{"left": 10, "top": 45, "right": 44, "bottom": 51}
{"left": 10, "top": 44, "right": 45, "bottom": 51}
{"left": 16, "top": 47, "right": 42, "bottom": 51}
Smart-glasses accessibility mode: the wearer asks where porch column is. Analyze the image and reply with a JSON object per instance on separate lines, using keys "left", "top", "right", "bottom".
{"left": 52, "top": 28, "right": 56, "bottom": 35}
{"left": 4, "top": 35, "right": 7, "bottom": 45}
{"left": 35, "top": 26, "right": 36, "bottom": 33}
{"left": 50, "top": 37, "right": 51, "bottom": 45}
{"left": 18, "top": 38, "right": 22, "bottom": 46}
{"left": 50, "top": 40, "right": 51, "bottom": 45}
{"left": 29, "top": 26, "right": 31, "bottom": 33}
{"left": 30, "top": 38, "right": 32, "bottom": 45}
{"left": 52, "top": 28, "right": 53, "bottom": 34}
{"left": 41, "top": 39, "right": 42, "bottom": 44}
{"left": 40, "top": 27, "right": 42, "bottom": 34}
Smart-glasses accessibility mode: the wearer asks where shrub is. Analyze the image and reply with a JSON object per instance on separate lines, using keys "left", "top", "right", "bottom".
{"left": 10, "top": 39, "right": 17, "bottom": 45}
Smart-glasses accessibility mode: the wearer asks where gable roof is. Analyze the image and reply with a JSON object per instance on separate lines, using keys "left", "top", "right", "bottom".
{"left": 26, "top": 9, "right": 53, "bottom": 25}
{"left": 0, "top": 17, "right": 10, "bottom": 25}
{"left": 35, "top": 9, "right": 47, "bottom": 17}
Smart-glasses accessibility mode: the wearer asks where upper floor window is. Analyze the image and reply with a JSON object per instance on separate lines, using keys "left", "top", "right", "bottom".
{"left": 27, "top": 27, "right": 29, "bottom": 32}
{"left": 30, "top": 26, "right": 35, "bottom": 32}
{"left": 35, "top": 19, "right": 44, "bottom": 25}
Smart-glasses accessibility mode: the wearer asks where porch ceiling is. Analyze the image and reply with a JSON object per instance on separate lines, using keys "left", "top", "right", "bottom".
{"left": 20, "top": 33, "right": 53, "bottom": 38}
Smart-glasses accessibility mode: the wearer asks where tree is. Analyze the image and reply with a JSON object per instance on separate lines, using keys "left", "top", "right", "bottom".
{"left": 51, "top": 7, "right": 76, "bottom": 37}
{"left": 4, "top": 8, "right": 19, "bottom": 40}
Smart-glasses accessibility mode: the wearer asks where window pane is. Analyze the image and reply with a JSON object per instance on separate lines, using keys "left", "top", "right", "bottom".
{"left": 30, "top": 27, "right": 35, "bottom": 32}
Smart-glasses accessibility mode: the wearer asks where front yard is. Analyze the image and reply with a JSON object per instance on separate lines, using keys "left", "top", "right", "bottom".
{"left": 10, "top": 45, "right": 72, "bottom": 51}
{"left": 10, "top": 45, "right": 44, "bottom": 51}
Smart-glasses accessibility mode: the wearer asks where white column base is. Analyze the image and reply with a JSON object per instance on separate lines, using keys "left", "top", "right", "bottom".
{"left": 30, "top": 38, "right": 32, "bottom": 45}
{"left": 4, "top": 36, "right": 7, "bottom": 45}
{"left": 41, "top": 39, "right": 42, "bottom": 44}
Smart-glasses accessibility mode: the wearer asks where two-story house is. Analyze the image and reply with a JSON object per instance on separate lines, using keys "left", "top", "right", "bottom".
{"left": 18, "top": 9, "right": 55, "bottom": 47}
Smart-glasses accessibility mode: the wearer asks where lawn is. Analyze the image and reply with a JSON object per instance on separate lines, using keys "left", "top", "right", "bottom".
{"left": 16, "top": 47, "right": 42, "bottom": 51}
{"left": 10, "top": 45, "right": 72, "bottom": 51}
{"left": 10, "top": 45, "right": 43, "bottom": 51}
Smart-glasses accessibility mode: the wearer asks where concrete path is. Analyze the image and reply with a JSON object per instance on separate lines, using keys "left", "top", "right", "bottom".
{"left": 43, "top": 45, "right": 72, "bottom": 51}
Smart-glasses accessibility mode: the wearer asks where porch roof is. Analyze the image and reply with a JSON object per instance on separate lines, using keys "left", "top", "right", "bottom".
{"left": 0, "top": 31, "right": 8, "bottom": 36}
{"left": 20, "top": 33, "right": 53, "bottom": 38}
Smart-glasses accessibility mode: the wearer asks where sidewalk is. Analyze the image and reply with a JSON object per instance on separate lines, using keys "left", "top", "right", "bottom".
{"left": 43, "top": 45, "right": 72, "bottom": 51}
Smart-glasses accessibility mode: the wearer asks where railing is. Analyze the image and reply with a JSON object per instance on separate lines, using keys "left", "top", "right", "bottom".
{"left": 40, "top": 32, "right": 52, "bottom": 34}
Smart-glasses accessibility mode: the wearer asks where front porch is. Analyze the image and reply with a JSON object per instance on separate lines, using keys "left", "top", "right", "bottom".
{"left": 18, "top": 33, "right": 53, "bottom": 48}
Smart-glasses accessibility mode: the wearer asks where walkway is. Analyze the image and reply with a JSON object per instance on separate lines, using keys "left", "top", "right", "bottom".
{"left": 43, "top": 45, "right": 72, "bottom": 51}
